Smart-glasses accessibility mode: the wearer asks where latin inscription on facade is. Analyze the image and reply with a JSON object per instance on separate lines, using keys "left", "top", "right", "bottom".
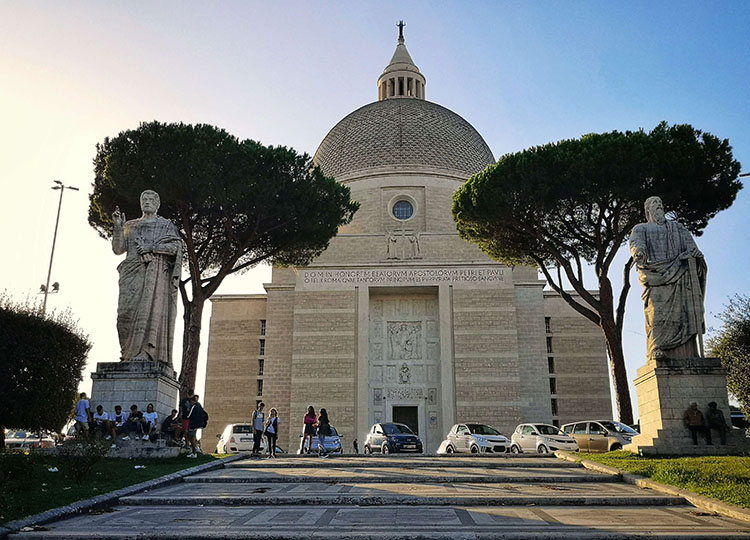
{"left": 298, "top": 266, "right": 506, "bottom": 290}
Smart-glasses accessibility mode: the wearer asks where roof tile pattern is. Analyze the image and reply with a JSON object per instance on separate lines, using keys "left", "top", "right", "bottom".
{"left": 314, "top": 98, "right": 495, "bottom": 180}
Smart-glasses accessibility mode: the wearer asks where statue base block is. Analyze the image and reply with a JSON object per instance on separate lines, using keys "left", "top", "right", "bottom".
{"left": 625, "top": 357, "right": 750, "bottom": 455}
{"left": 90, "top": 361, "right": 180, "bottom": 425}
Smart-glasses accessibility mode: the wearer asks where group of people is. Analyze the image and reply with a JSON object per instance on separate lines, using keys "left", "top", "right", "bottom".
{"left": 73, "top": 390, "right": 208, "bottom": 458}
{"left": 300, "top": 405, "right": 332, "bottom": 457}
{"left": 250, "top": 402, "right": 280, "bottom": 458}
{"left": 683, "top": 401, "right": 729, "bottom": 445}
{"left": 74, "top": 393, "right": 160, "bottom": 447}
{"left": 247, "top": 403, "right": 334, "bottom": 458}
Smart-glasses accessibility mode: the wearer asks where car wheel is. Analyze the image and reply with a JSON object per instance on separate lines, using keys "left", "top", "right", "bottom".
{"left": 510, "top": 444, "right": 521, "bottom": 454}
{"left": 537, "top": 444, "right": 549, "bottom": 454}
{"left": 445, "top": 444, "right": 455, "bottom": 454}
{"left": 610, "top": 443, "right": 622, "bottom": 452}
{"left": 382, "top": 443, "right": 390, "bottom": 455}
{"left": 363, "top": 444, "right": 371, "bottom": 455}
{"left": 470, "top": 444, "right": 480, "bottom": 454}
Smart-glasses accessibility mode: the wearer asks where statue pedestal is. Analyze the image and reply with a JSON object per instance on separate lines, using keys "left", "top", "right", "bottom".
{"left": 90, "top": 361, "right": 180, "bottom": 424}
{"left": 625, "top": 357, "right": 749, "bottom": 455}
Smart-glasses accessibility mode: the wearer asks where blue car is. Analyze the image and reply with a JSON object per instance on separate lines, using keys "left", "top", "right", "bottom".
{"left": 364, "top": 422, "right": 423, "bottom": 454}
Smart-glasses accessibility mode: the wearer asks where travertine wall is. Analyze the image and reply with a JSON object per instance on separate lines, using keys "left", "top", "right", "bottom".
{"left": 203, "top": 295, "right": 267, "bottom": 444}
{"left": 542, "top": 292, "right": 612, "bottom": 425}
{"left": 288, "top": 290, "right": 358, "bottom": 451}
{"left": 453, "top": 286, "right": 522, "bottom": 436}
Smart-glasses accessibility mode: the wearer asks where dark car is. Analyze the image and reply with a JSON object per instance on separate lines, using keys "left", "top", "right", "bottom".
{"left": 364, "top": 422, "right": 423, "bottom": 454}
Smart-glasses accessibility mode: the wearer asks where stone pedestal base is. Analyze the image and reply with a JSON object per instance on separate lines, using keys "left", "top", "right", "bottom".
{"left": 625, "top": 357, "right": 750, "bottom": 455}
{"left": 90, "top": 361, "right": 180, "bottom": 424}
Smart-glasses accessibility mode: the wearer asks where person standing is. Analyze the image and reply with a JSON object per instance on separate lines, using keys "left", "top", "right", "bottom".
{"left": 265, "top": 408, "right": 279, "bottom": 458}
{"left": 317, "top": 408, "right": 331, "bottom": 458}
{"left": 301, "top": 406, "right": 317, "bottom": 454}
{"left": 186, "top": 394, "right": 207, "bottom": 458}
{"left": 74, "top": 393, "right": 91, "bottom": 441}
{"left": 179, "top": 389, "right": 194, "bottom": 445}
{"left": 252, "top": 402, "right": 265, "bottom": 457}
{"left": 706, "top": 401, "right": 728, "bottom": 445}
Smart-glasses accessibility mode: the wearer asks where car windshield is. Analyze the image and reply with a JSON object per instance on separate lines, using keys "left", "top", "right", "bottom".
{"left": 599, "top": 421, "right": 639, "bottom": 435}
{"left": 329, "top": 426, "right": 339, "bottom": 437}
{"left": 232, "top": 425, "right": 253, "bottom": 434}
{"left": 467, "top": 424, "right": 502, "bottom": 436}
{"left": 534, "top": 425, "right": 563, "bottom": 436}
{"left": 383, "top": 424, "right": 414, "bottom": 435}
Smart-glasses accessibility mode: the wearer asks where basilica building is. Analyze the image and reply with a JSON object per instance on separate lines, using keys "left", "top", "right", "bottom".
{"left": 203, "top": 28, "right": 611, "bottom": 453}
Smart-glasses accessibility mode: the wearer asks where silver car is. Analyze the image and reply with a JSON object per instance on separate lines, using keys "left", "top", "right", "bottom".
{"left": 510, "top": 423, "right": 578, "bottom": 454}
{"left": 298, "top": 425, "right": 344, "bottom": 454}
{"left": 438, "top": 423, "right": 509, "bottom": 454}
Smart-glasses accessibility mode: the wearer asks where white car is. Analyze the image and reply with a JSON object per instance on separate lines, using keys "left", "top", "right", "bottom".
{"left": 437, "top": 423, "right": 509, "bottom": 454}
{"left": 4, "top": 429, "right": 55, "bottom": 449}
{"left": 510, "top": 423, "right": 578, "bottom": 454}
{"left": 215, "top": 423, "right": 284, "bottom": 454}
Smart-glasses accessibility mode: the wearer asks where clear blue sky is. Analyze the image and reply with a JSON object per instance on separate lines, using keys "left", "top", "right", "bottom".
{"left": 1, "top": 2, "right": 748, "bottom": 419}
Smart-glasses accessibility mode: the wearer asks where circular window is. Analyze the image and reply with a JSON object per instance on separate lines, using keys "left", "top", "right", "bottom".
{"left": 392, "top": 200, "right": 414, "bottom": 220}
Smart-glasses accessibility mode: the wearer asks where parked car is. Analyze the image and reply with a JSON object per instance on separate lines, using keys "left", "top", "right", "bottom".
{"left": 510, "top": 423, "right": 578, "bottom": 454}
{"left": 4, "top": 429, "right": 55, "bottom": 449}
{"left": 437, "top": 423, "right": 509, "bottom": 454}
{"left": 215, "top": 423, "right": 284, "bottom": 454}
{"left": 561, "top": 420, "right": 639, "bottom": 452}
{"left": 297, "top": 425, "right": 344, "bottom": 454}
{"left": 730, "top": 410, "right": 749, "bottom": 429}
{"left": 364, "top": 422, "right": 423, "bottom": 454}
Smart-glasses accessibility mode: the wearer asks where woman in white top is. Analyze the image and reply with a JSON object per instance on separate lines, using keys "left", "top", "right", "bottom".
{"left": 264, "top": 408, "right": 279, "bottom": 458}
{"left": 143, "top": 403, "right": 159, "bottom": 440}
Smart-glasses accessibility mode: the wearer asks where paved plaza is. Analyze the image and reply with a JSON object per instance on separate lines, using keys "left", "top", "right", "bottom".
{"left": 9, "top": 455, "right": 750, "bottom": 539}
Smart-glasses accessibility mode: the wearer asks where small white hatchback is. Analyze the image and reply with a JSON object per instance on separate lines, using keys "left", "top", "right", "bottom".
{"left": 438, "top": 423, "right": 509, "bottom": 454}
{"left": 510, "top": 423, "right": 578, "bottom": 454}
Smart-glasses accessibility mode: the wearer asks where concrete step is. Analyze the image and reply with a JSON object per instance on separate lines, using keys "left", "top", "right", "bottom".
{"left": 227, "top": 455, "right": 582, "bottom": 469}
{"left": 120, "top": 481, "right": 685, "bottom": 506}
{"left": 186, "top": 466, "right": 615, "bottom": 484}
{"left": 10, "top": 504, "right": 750, "bottom": 539}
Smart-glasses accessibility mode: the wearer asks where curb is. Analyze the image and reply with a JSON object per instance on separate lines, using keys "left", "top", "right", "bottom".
{"left": 554, "top": 451, "right": 750, "bottom": 524}
{"left": 0, "top": 453, "right": 245, "bottom": 537}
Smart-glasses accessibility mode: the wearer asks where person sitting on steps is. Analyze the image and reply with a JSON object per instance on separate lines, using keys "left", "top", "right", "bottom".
{"left": 683, "top": 402, "right": 712, "bottom": 445}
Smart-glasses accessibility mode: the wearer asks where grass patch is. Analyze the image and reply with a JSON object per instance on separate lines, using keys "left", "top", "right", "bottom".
{"left": 578, "top": 451, "right": 750, "bottom": 508}
{"left": 0, "top": 451, "right": 223, "bottom": 524}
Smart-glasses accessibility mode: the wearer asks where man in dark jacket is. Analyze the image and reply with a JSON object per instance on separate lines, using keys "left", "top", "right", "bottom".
{"left": 705, "top": 401, "right": 728, "bottom": 445}
{"left": 186, "top": 394, "right": 207, "bottom": 458}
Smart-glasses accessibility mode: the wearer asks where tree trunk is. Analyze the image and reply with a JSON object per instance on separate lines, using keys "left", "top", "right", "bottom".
{"left": 179, "top": 298, "right": 205, "bottom": 399}
{"left": 600, "top": 318, "right": 634, "bottom": 425}
{"left": 598, "top": 275, "right": 634, "bottom": 425}
{"left": 0, "top": 426, "right": 5, "bottom": 450}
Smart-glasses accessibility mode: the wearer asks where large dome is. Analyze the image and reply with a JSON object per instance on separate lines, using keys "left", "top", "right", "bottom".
{"left": 313, "top": 98, "right": 495, "bottom": 181}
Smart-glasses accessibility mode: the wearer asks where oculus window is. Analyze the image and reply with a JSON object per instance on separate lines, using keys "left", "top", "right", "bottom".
{"left": 392, "top": 200, "right": 414, "bottom": 220}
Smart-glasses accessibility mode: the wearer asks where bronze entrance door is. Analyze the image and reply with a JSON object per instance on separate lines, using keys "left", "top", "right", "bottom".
{"left": 392, "top": 406, "right": 419, "bottom": 435}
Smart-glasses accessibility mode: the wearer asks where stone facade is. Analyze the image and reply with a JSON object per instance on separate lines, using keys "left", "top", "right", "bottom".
{"left": 203, "top": 30, "right": 612, "bottom": 452}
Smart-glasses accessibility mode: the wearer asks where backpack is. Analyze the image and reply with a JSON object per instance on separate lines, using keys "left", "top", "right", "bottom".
{"left": 200, "top": 408, "right": 209, "bottom": 428}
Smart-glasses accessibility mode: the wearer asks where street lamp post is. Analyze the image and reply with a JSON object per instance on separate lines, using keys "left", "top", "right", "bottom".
{"left": 42, "top": 180, "right": 79, "bottom": 316}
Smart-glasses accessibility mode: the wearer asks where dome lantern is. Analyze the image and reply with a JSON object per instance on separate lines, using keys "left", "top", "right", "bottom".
{"left": 377, "top": 21, "right": 426, "bottom": 101}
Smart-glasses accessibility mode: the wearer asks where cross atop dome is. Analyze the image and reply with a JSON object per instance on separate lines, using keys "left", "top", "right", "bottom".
{"left": 378, "top": 21, "right": 426, "bottom": 101}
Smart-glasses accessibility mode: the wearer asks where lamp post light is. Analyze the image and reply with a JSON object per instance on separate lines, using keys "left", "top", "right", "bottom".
{"left": 41, "top": 180, "right": 79, "bottom": 316}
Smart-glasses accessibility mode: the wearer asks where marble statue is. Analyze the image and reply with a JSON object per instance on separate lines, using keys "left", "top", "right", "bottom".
{"left": 629, "top": 196, "right": 706, "bottom": 360}
{"left": 112, "top": 190, "right": 182, "bottom": 364}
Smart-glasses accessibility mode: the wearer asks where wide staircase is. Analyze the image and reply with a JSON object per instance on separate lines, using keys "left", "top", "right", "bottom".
{"left": 11, "top": 455, "right": 750, "bottom": 538}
